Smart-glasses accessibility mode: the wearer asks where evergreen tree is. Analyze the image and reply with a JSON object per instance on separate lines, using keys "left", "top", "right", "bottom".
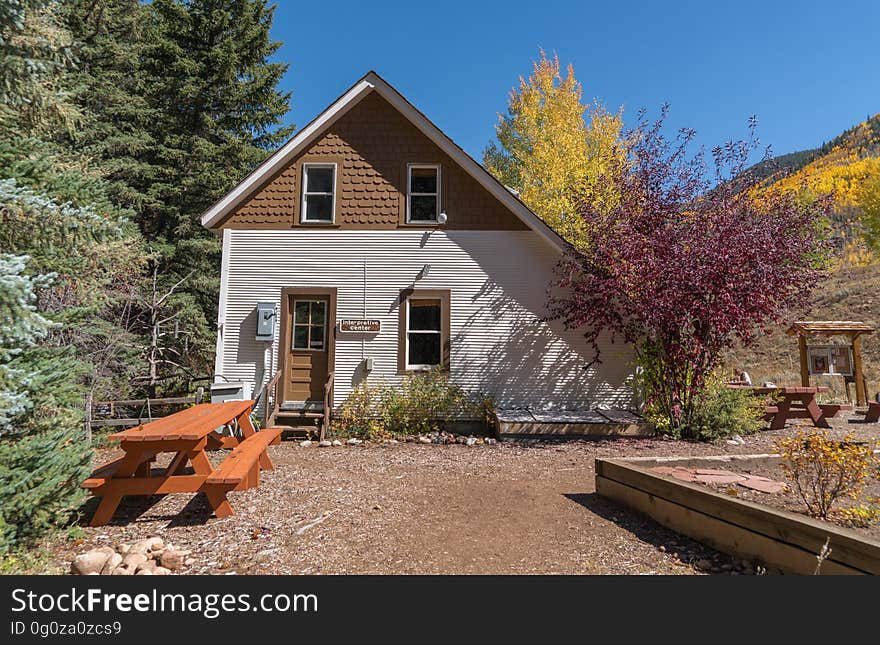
{"left": 125, "top": 0, "right": 294, "bottom": 382}
{"left": 0, "top": 254, "right": 92, "bottom": 551}
{"left": 57, "top": 0, "right": 154, "bottom": 212}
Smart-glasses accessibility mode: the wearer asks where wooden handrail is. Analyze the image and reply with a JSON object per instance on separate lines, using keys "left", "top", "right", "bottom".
{"left": 262, "top": 368, "right": 283, "bottom": 429}
{"left": 321, "top": 371, "right": 335, "bottom": 441}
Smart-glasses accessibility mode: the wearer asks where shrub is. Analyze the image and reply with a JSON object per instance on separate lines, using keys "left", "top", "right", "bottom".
{"left": 837, "top": 502, "right": 880, "bottom": 529}
{"left": 775, "top": 430, "right": 876, "bottom": 520}
{"left": 643, "top": 374, "right": 764, "bottom": 441}
{"left": 332, "top": 371, "right": 494, "bottom": 438}
{"left": 332, "top": 381, "right": 386, "bottom": 441}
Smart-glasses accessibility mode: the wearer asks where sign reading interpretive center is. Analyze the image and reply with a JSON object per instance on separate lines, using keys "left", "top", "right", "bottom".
{"left": 339, "top": 319, "right": 381, "bottom": 332}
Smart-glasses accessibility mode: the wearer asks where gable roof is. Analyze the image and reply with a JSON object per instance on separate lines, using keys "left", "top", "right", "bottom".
{"left": 200, "top": 71, "right": 566, "bottom": 252}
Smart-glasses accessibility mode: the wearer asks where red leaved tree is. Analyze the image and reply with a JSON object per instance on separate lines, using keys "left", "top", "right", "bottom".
{"left": 548, "top": 109, "right": 830, "bottom": 438}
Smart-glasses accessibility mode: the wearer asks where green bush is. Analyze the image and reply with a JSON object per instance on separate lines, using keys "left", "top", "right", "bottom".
{"left": 332, "top": 370, "right": 494, "bottom": 439}
{"left": 644, "top": 376, "right": 764, "bottom": 442}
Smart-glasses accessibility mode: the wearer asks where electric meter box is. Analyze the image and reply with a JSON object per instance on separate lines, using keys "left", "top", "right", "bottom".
{"left": 255, "top": 301, "right": 276, "bottom": 341}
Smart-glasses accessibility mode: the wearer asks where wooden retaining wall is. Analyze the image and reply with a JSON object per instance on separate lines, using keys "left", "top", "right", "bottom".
{"left": 595, "top": 457, "right": 880, "bottom": 575}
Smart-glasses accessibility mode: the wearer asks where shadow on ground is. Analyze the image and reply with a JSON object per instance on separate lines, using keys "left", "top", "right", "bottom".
{"left": 563, "top": 492, "right": 740, "bottom": 571}
{"left": 78, "top": 493, "right": 216, "bottom": 528}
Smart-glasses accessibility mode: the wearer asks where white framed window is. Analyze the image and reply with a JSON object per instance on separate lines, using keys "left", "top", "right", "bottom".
{"left": 292, "top": 299, "right": 327, "bottom": 351}
{"left": 405, "top": 298, "right": 442, "bottom": 369}
{"left": 407, "top": 164, "right": 440, "bottom": 223}
{"left": 301, "top": 163, "right": 336, "bottom": 223}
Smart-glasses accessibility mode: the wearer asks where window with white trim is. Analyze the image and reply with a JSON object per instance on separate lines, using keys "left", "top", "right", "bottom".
{"left": 301, "top": 163, "right": 336, "bottom": 223}
{"left": 292, "top": 300, "right": 327, "bottom": 351}
{"left": 407, "top": 164, "right": 440, "bottom": 223}
{"left": 406, "top": 298, "right": 442, "bottom": 368}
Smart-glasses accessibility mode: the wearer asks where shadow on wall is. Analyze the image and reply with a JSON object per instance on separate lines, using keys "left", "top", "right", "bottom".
{"left": 453, "top": 278, "right": 633, "bottom": 410}
{"left": 236, "top": 308, "right": 269, "bottom": 404}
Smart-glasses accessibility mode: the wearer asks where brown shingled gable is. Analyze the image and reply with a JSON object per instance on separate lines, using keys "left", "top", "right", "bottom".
{"left": 220, "top": 91, "right": 528, "bottom": 231}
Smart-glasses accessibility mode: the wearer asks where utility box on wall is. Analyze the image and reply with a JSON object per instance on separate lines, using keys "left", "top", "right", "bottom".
{"left": 255, "top": 301, "right": 276, "bottom": 341}
{"left": 209, "top": 381, "right": 253, "bottom": 403}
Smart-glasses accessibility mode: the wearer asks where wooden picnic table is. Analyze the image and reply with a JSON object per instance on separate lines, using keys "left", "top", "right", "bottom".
{"left": 82, "top": 400, "right": 281, "bottom": 526}
{"left": 727, "top": 384, "right": 834, "bottom": 430}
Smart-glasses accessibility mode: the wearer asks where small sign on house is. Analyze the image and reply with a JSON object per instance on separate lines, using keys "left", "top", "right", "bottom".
{"left": 339, "top": 319, "right": 381, "bottom": 333}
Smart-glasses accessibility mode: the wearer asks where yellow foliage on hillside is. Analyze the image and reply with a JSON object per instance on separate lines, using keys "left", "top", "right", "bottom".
{"left": 755, "top": 116, "right": 880, "bottom": 206}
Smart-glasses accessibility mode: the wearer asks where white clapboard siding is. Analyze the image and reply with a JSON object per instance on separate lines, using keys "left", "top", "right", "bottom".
{"left": 217, "top": 229, "right": 635, "bottom": 411}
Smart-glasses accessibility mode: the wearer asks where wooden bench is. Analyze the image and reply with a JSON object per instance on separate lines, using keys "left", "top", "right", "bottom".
{"left": 866, "top": 401, "right": 880, "bottom": 423}
{"left": 201, "top": 427, "right": 283, "bottom": 518}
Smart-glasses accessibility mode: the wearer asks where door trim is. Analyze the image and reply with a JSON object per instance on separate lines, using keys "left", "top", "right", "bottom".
{"left": 278, "top": 287, "right": 337, "bottom": 403}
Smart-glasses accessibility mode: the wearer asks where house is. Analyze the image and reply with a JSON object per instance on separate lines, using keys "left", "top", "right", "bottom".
{"left": 202, "top": 71, "right": 637, "bottom": 433}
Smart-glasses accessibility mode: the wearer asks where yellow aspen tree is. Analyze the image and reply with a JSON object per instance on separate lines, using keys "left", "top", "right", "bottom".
{"left": 483, "top": 50, "right": 626, "bottom": 250}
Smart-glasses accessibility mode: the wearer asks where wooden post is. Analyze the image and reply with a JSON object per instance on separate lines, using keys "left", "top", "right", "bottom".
{"left": 84, "top": 391, "right": 93, "bottom": 444}
{"left": 798, "top": 335, "right": 810, "bottom": 388}
{"left": 853, "top": 334, "right": 866, "bottom": 407}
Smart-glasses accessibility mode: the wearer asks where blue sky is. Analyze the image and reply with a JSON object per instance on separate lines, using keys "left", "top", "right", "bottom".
{"left": 270, "top": 0, "right": 880, "bottom": 161}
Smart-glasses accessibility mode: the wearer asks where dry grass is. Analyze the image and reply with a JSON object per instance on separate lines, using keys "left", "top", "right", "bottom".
{"left": 724, "top": 262, "right": 880, "bottom": 401}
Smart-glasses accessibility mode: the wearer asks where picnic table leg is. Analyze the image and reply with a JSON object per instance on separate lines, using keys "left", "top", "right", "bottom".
{"left": 188, "top": 450, "right": 214, "bottom": 476}
{"left": 803, "top": 394, "right": 831, "bottom": 428}
{"left": 90, "top": 493, "right": 122, "bottom": 527}
{"left": 770, "top": 395, "right": 791, "bottom": 430}
{"left": 165, "top": 450, "right": 189, "bottom": 476}
{"left": 203, "top": 487, "right": 234, "bottom": 518}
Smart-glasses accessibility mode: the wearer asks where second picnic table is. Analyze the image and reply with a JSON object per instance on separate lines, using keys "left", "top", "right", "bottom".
{"left": 727, "top": 385, "right": 835, "bottom": 430}
{"left": 82, "top": 400, "right": 281, "bottom": 526}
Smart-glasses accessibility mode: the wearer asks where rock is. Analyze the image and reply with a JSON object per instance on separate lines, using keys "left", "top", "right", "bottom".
{"left": 122, "top": 552, "right": 149, "bottom": 570}
{"left": 486, "top": 438, "right": 497, "bottom": 445}
{"left": 111, "top": 565, "right": 135, "bottom": 575}
{"left": 475, "top": 437, "right": 485, "bottom": 445}
{"left": 255, "top": 548, "right": 278, "bottom": 564}
{"left": 466, "top": 437, "right": 478, "bottom": 446}
{"left": 696, "top": 559, "right": 713, "bottom": 570}
{"left": 332, "top": 439, "right": 343, "bottom": 446}
{"left": 319, "top": 440, "right": 332, "bottom": 447}
{"left": 130, "top": 537, "right": 163, "bottom": 554}
{"left": 404, "top": 436, "right": 415, "bottom": 443}
{"left": 154, "top": 566, "right": 171, "bottom": 576}
{"left": 71, "top": 547, "right": 115, "bottom": 575}
{"left": 135, "top": 569, "right": 153, "bottom": 575}
{"left": 347, "top": 438, "right": 362, "bottom": 445}
{"left": 388, "top": 439, "right": 398, "bottom": 444}
{"left": 730, "top": 434, "right": 745, "bottom": 445}
{"left": 116, "top": 543, "right": 131, "bottom": 555}
{"left": 101, "top": 552, "right": 123, "bottom": 575}
{"left": 184, "top": 557, "right": 196, "bottom": 566}
{"left": 136, "top": 560, "right": 157, "bottom": 574}
{"left": 456, "top": 436, "right": 467, "bottom": 444}
{"left": 417, "top": 436, "right": 432, "bottom": 444}
{"left": 373, "top": 504, "right": 382, "bottom": 510}
{"left": 159, "top": 548, "right": 192, "bottom": 571}
{"left": 658, "top": 545, "right": 666, "bottom": 553}
{"left": 299, "top": 440, "right": 312, "bottom": 447}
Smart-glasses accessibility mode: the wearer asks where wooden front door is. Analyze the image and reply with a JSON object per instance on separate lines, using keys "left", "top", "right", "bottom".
{"left": 282, "top": 292, "right": 334, "bottom": 404}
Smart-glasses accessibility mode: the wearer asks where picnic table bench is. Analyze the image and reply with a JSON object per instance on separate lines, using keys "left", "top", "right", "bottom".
{"left": 864, "top": 401, "right": 880, "bottom": 423}
{"left": 82, "top": 400, "right": 282, "bottom": 526}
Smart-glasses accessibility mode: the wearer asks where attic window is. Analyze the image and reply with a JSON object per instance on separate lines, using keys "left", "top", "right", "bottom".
{"left": 301, "top": 163, "right": 336, "bottom": 223}
{"left": 407, "top": 164, "right": 440, "bottom": 223}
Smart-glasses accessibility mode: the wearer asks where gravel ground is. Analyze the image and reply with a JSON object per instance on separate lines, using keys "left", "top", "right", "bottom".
{"left": 46, "top": 414, "right": 880, "bottom": 575}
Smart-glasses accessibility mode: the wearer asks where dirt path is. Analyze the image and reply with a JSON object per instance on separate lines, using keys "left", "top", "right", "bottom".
{"left": 48, "top": 419, "right": 879, "bottom": 575}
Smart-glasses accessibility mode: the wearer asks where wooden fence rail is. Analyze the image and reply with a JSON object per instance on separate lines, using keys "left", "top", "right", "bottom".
{"left": 86, "top": 387, "right": 205, "bottom": 432}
